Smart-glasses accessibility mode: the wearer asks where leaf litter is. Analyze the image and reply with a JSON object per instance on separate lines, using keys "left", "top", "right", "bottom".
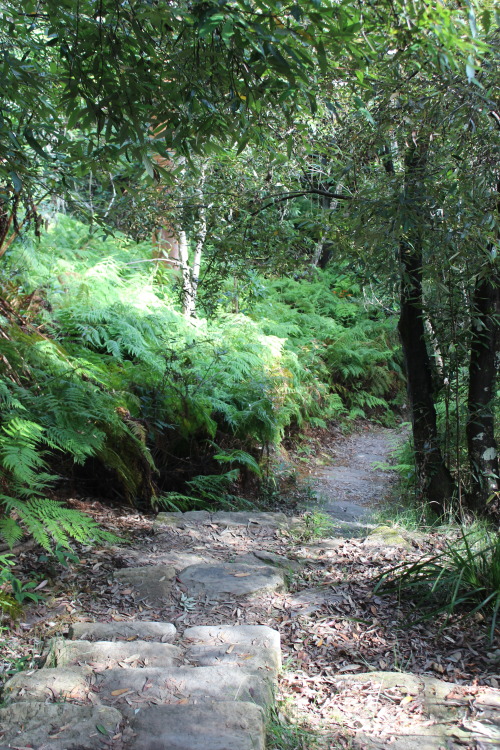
{"left": 1, "top": 426, "right": 499, "bottom": 748}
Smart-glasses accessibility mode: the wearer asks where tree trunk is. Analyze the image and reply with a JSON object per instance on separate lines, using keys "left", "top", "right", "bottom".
{"left": 397, "top": 145, "right": 455, "bottom": 513}
{"left": 466, "top": 265, "right": 500, "bottom": 513}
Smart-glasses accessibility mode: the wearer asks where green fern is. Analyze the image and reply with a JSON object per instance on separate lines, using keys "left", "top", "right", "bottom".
{"left": 0, "top": 496, "right": 119, "bottom": 551}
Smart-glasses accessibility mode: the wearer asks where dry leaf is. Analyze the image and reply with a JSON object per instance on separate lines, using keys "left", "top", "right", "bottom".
{"left": 111, "top": 688, "right": 131, "bottom": 696}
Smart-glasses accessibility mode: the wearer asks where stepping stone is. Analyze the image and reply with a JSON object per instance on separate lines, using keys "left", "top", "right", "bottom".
{"left": 0, "top": 701, "right": 122, "bottom": 750}
{"left": 128, "top": 701, "right": 265, "bottom": 750}
{"left": 154, "top": 510, "right": 288, "bottom": 529}
{"left": 3, "top": 666, "right": 92, "bottom": 703}
{"left": 95, "top": 665, "right": 273, "bottom": 717}
{"left": 210, "top": 511, "right": 289, "bottom": 528}
{"left": 127, "top": 549, "right": 217, "bottom": 569}
{"left": 178, "top": 562, "right": 284, "bottom": 598}
{"left": 237, "top": 549, "right": 302, "bottom": 571}
{"left": 69, "top": 620, "right": 177, "bottom": 642}
{"left": 45, "top": 638, "right": 182, "bottom": 669}
{"left": 155, "top": 510, "right": 211, "bottom": 527}
{"left": 184, "top": 642, "right": 277, "bottom": 675}
{"left": 183, "top": 625, "right": 281, "bottom": 671}
{"left": 114, "top": 564, "right": 176, "bottom": 601}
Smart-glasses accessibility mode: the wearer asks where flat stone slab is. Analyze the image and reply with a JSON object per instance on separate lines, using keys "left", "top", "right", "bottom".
{"left": 45, "top": 638, "right": 182, "bottom": 669}
{"left": 155, "top": 510, "right": 211, "bottom": 527}
{"left": 183, "top": 625, "right": 281, "bottom": 670}
{"left": 128, "top": 701, "right": 265, "bottom": 750}
{"left": 236, "top": 550, "right": 301, "bottom": 571}
{"left": 210, "top": 511, "right": 288, "bottom": 528}
{"left": 69, "top": 620, "right": 176, "bottom": 642}
{"left": 184, "top": 643, "right": 277, "bottom": 675}
{"left": 155, "top": 510, "right": 288, "bottom": 529}
{"left": 0, "top": 701, "right": 121, "bottom": 750}
{"left": 3, "top": 666, "right": 92, "bottom": 703}
{"left": 183, "top": 625, "right": 281, "bottom": 658}
{"left": 178, "top": 563, "right": 284, "bottom": 598}
{"left": 114, "top": 564, "right": 176, "bottom": 601}
{"left": 95, "top": 665, "right": 273, "bottom": 716}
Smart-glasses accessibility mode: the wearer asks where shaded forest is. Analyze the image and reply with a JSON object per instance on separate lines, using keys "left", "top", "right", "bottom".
{"left": 0, "top": 0, "right": 498, "bottom": 628}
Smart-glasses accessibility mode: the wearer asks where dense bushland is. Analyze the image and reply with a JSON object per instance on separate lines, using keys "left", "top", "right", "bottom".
{"left": 0, "top": 215, "right": 402, "bottom": 548}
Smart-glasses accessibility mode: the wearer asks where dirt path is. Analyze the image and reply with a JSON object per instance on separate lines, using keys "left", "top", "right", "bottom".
{"left": 3, "top": 427, "right": 500, "bottom": 749}
{"left": 312, "top": 426, "right": 402, "bottom": 534}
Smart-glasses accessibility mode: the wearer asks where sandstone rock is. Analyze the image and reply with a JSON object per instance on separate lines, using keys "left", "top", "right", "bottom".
{"left": 0, "top": 701, "right": 121, "bottom": 750}
{"left": 178, "top": 562, "right": 284, "bottom": 598}
{"left": 128, "top": 701, "right": 265, "bottom": 750}
{"left": 154, "top": 510, "right": 211, "bottom": 527}
{"left": 45, "top": 637, "right": 182, "bottom": 669}
{"left": 114, "top": 564, "right": 176, "bottom": 601}
{"left": 236, "top": 549, "right": 301, "bottom": 571}
{"left": 210, "top": 511, "right": 288, "bottom": 528}
{"left": 3, "top": 666, "right": 92, "bottom": 703}
{"left": 95, "top": 665, "right": 273, "bottom": 717}
{"left": 183, "top": 624, "right": 281, "bottom": 674}
{"left": 69, "top": 620, "right": 177, "bottom": 642}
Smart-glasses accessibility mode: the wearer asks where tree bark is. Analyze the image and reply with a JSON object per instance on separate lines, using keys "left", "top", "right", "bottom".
{"left": 397, "top": 145, "right": 455, "bottom": 513}
{"left": 466, "top": 264, "right": 500, "bottom": 513}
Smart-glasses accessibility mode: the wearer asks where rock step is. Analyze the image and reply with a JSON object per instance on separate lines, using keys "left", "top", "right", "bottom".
{"left": 183, "top": 624, "right": 281, "bottom": 672}
{"left": 45, "top": 624, "right": 281, "bottom": 675}
{"left": 114, "top": 561, "right": 285, "bottom": 602}
{"left": 0, "top": 700, "right": 265, "bottom": 750}
{"left": 68, "top": 619, "right": 177, "bottom": 641}
{"left": 95, "top": 664, "right": 274, "bottom": 716}
{"left": 2, "top": 622, "right": 281, "bottom": 749}
{"left": 154, "top": 509, "right": 289, "bottom": 529}
{"left": 0, "top": 701, "right": 122, "bottom": 750}
{"left": 45, "top": 638, "right": 183, "bottom": 669}
{"left": 177, "top": 561, "right": 285, "bottom": 598}
{"left": 129, "top": 702, "right": 265, "bottom": 750}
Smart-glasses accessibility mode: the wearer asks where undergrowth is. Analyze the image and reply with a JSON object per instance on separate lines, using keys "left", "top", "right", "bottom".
{"left": 0, "top": 215, "right": 402, "bottom": 580}
{"left": 375, "top": 526, "right": 500, "bottom": 642}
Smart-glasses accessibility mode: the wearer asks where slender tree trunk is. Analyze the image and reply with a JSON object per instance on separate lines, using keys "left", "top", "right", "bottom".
{"left": 180, "top": 168, "right": 207, "bottom": 317}
{"left": 466, "top": 263, "right": 500, "bottom": 513}
{"left": 397, "top": 145, "right": 455, "bottom": 513}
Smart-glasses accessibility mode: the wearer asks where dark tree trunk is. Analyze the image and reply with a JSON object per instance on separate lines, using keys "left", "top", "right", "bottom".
{"left": 466, "top": 264, "right": 500, "bottom": 513}
{"left": 397, "top": 145, "right": 455, "bottom": 513}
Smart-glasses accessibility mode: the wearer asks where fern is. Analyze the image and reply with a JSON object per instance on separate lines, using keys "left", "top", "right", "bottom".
{"left": 0, "top": 496, "right": 119, "bottom": 551}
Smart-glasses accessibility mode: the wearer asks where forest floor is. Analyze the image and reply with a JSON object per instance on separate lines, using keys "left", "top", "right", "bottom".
{"left": 2, "top": 425, "right": 500, "bottom": 748}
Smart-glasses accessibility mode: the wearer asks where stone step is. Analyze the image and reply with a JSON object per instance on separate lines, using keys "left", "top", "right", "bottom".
{"left": 127, "top": 701, "right": 265, "bottom": 750}
{"left": 3, "top": 665, "right": 94, "bottom": 703}
{"left": 114, "top": 564, "right": 176, "bottom": 603}
{"left": 45, "top": 637, "right": 182, "bottom": 669}
{"left": 183, "top": 624, "right": 281, "bottom": 672}
{"left": 94, "top": 664, "right": 274, "bottom": 717}
{"left": 2, "top": 621, "right": 282, "bottom": 749}
{"left": 155, "top": 509, "right": 289, "bottom": 529}
{"left": 178, "top": 562, "right": 285, "bottom": 599}
{"left": 69, "top": 620, "right": 176, "bottom": 642}
{"left": 0, "top": 701, "right": 122, "bottom": 750}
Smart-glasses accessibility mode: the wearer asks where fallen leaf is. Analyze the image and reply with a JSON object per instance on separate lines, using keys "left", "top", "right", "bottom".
{"left": 111, "top": 688, "right": 131, "bottom": 696}
{"left": 400, "top": 695, "right": 414, "bottom": 705}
